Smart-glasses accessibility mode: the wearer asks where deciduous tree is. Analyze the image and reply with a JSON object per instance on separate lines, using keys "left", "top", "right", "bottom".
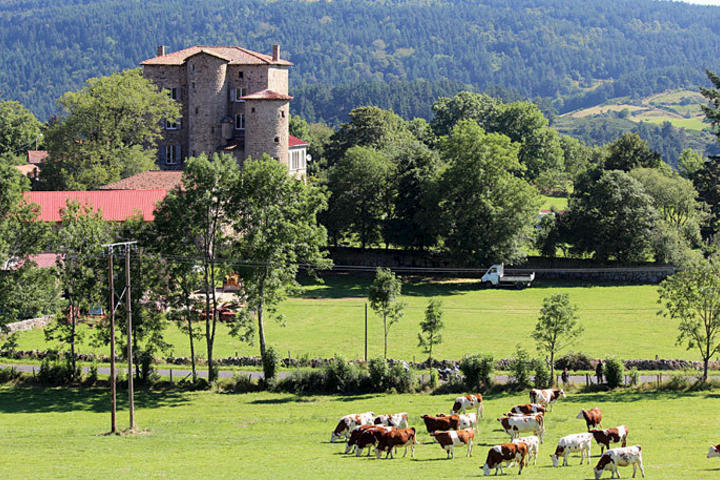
{"left": 40, "top": 69, "right": 180, "bottom": 190}
{"left": 532, "top": 294, "right": 583, "bottom": 383}
{"left": 418, "top": 298, "right": 444, "bottom": 363}
{"left": 658, "top": 260, "right": 720, "bottom": 382}
{"left": 604, "top": 132, "right": 661, "bottom": 171}
{"left": 0, "top": 100, "right": 42, "bottom": 160}
{"left": 368, "top": 267, "right": 405, "bottom": 360}
{"left": 230, "top": 155, "right": 331, "bottom": 378}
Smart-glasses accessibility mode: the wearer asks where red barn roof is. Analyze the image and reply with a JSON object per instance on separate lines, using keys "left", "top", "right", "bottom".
{"left": 24, "top": 189, "right": 168, "bottom": 222}
{"left": 288, "top": 135, "right": 308, "bottom": 148}
{"left": 99, "top": 171, "right": 183, "bottom": 190}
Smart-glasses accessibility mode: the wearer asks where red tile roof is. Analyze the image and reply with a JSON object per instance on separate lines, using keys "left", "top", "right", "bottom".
{"left": 29, "top": 253, "right": 58, "bottom": 269}
{"left": 27, "top": 150, "right": 49, "bottom": 164}
{"left": 288, "top": 135, "right": 308, "bottom": 147}
{"left": 140, "top": 46, "right": 292, "bottom": 66}
{"left": 24, "top": 189, "right": 168, "bottom": 222}
{"left": 240, "top": 89, "right": 293, "bottom": 101}
{"left": 99, "top": 171, "right": 183, "bottom": 190}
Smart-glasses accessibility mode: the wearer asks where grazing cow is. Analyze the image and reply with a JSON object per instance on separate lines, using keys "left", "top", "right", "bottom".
{"left": 331, "top": 412, "right": 375, "bottom": 442}
{"left": 590, "top": 425, "right": 629, "bottom": 453}
{"left": 430, "top": 429, "right": 475, "bottom": 459}
{"left": 345, "top": 425, "right": 393, "bottom": 454}
{"left": 529, "top": 388, "right": 566, "bottom": 411}
{"left": 452, "top": 394, "right": 484, "bottom": 417}
{"left": 507, "top": 403, "right": 546, "bottom": 416}
{"left": 497, "top": 414, "right": 545, "bottom": 443}
{"left": 707, "top": 444, "right": 720, "bottom": 458}
{"left": 374, "top": 413, "right": 409, "bottom": 429}
{"left": 511, "top": 435, "right": 539, "bottom": 466}
{"left": 550, "top": 432, "right": 593, "bottom": 467}
{"left": 593, "top": 446, "right": 645, "bottom": 479}
{"left": 482, "top": 442, "right": 528, "bottom": 476}
{"left": 421, "top": 414, "right": 460, "bottom": 434}
{"left": 375, "top": 427, "right": 416, "bottom": 459}
{"left": 577, "top": 408, "right": 603, "bottom": 431}
{"left": 354, "top": 427, "right": 393, "bottom": 457}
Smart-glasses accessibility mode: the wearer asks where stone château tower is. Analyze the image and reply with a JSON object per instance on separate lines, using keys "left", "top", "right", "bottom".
{"left": 140, "top": 44, "right": 307, "bottom": 175}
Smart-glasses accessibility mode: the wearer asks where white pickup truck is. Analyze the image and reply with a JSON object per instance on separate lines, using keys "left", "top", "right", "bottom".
{"left": 480, "top": 264, "right": 535, "bottom": 289}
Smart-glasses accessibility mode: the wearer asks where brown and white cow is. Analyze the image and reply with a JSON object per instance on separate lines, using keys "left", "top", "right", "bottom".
{"left": 452, "top": 394, "right": 484, "bottom": 417}
{"left": 421, "top": 414, "right": 460, "bottom": 434}
{"left": 482, "top": 442, "right": 528, "bottom": 476}
{"left": 707, "top": 443, "right": 720, "bottom": 458}
{"left": 577, "top": 407, "right": 603, "bottom": 431}
{"left": 590, "top": 425, "right": 628, "bottom": 453}
{"left": 529, "top": 388, "right": 566, "bottom": 411}
{"left": 507, "top": 403, "right": 546, "bottom": 416}
{"left": 593, "top": 446, "right": 645, "bottom": 479}
{"left": 497, "top": 414, "right": 545, "bottom": 443}
{"left": 331, "top": 411, "right": 375, "bottom": 442}
{"left": 430, "top": 429, "right": 475, "bottom": 459}
{"left": 354, "top": 426, "right": 393, "bottom": 457}
{"left": 512, "top": 435, "right": 539, "bottom": 466}
{"left": 345, "top": 425, "right": 393, "bottom": 454}
{"left": 374, "top": 412, "right": 409, "bottom": 429}
{"left": 550, "top": 432, "right": 593, "bottom": 467}
{"left": 375, "top": 427, "right": 416, "bottom": 459}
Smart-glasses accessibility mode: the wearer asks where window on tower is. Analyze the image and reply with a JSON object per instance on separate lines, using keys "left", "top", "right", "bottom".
{"left": 235, "top": 113, "right": 245, "bottom": 130}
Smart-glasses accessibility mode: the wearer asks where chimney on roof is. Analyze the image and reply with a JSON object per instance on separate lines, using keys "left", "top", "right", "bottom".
{"left": 272, "top": 44, "right": 280, "bottom": 62}
{"left": 157, "top": 45, "right": 166, "bottom": 57}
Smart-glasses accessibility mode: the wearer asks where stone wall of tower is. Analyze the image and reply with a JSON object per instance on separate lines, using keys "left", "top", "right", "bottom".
{"left": 142, "top": 65, "right": 189, "bottom": 169}
{"left": 244, "top": 99, "right": 289, "bottom": 167}
{"left": 186, "top": 53, "right": 229, "bottom": 157}
{"left": 267, "top": 66, "right": 289, "bottom": 95}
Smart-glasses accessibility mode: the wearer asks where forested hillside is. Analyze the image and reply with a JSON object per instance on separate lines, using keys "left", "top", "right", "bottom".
{"left": 1, "top": 0, "right": 719, "bottom": 123}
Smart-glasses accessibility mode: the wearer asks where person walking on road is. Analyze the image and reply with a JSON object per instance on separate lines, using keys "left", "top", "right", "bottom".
{"left": 561, "top": 367, "right": 569, "bottom": 386}
{"left": 595, "top": 360, "right": 604, "bottom": 384}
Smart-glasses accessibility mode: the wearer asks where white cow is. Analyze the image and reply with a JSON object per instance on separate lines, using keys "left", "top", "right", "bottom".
{"left": 458, "top": 412, "right": 478, "bottom": 431}
{"left": 707, "top": 444, "right": 720, "bottom": 458}
{"left": 497, "top": 414, "right": 545, "bottom": 443}
{"left": 374, "top": 412, "right": 409, "bottom": 429}
{"left": 550, "top": 432, "right": 593, "bottom": 467}
{"left": 331, "top": 411, "right": 375, "bottom": 442}
{"left": 451, "top": 394, "right": 484, "bottom": 417}
{"left": 529, "top": 388, "right": 566, "bottom": 411}
{"left": 512, "top": 435, "right": 540, "bottom": 466}
{"left": 594, "top": 446, "right": 645, "bottom": 479}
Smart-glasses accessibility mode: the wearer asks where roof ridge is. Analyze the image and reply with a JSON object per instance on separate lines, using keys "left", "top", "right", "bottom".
{"left": 232, "top": 46, "right": 272, "bottom": 63}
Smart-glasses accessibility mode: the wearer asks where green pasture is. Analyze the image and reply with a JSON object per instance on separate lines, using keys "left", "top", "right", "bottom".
{"left": 13, "top": 275, "right": 696, "bottom": 364}
{"left": 0, "top": 385, "right": 718, "bottom": 479}
{"left": 635, "top": 116, "right": 706, "bottom": 131}
{"left": 540, "top": 195, "right": 568, "bottom": 211}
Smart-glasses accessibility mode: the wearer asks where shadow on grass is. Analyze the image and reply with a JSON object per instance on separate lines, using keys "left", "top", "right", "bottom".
{"left": 249, "top": 397, "right": 299, "bottom": 405}
{"left": 0, "top": 385, "right": 191, "bottom": 414}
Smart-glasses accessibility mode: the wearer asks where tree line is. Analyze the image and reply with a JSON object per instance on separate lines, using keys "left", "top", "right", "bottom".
{"left": 1, "top": 0, "right": 719, "bottom": 123}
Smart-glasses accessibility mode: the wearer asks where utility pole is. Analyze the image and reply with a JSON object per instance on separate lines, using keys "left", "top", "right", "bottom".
{"left": 125, "top": 244, "right": 134, "bottom": 431}
{"left": 364, "top": 303, "right": 368, "bottom": 362}
{"left": 103, "top": 240, "right": 137, "bottom": 433}
{"left": 108, "top": 250, "right": 116, "bottom": 434}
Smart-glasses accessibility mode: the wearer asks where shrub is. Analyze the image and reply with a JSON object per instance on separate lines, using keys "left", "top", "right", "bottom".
{"left": 604, "top": 357, "right": 625, "bottom": 388}
{"left": 228, "top": 374, "right": 262, "bottom": 393}
{"left": 137, "top": 350, "right": 158, "bottom": 385}
{"left": 555, "top": 352, "right": 594, "bottom": 371}
{"left": 387, "top": 362, "right": 414, "bottom": 393}
{"left": 38, "top": 357, "right": 79, "bottom": 386}
{"left": 460, "top": 354, "right": 493, "bottom": 391}
{"left": 429, "top": 368, "right": 438, "bottom": 390}
{"left": 628, "top": 367, "right": 639, "bottom": 386}
{"left": 660, "top": 373, "right": 691, "bottom": 392}
{"left": 85, "top": 362, "right": 98, "bottom": 386}
{"left": 368, "top": 357, "right": 390, "bottom": 391}
{"left": 323, "top": 357, "right": 363, "bottom": 393}
{"left": 262, "top": 346, "right": 279, "bottom": 381}
{"left": 510, "top": 346, "right": 532, "bottom": 389}
{"left": 532, "top": 359, "right": 551, "bottom": 388}
{"left": 0, "top": 366, "right": 21, "bottom": 383}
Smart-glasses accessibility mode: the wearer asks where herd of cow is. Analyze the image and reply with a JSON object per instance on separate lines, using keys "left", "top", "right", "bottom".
{"left": 330, "top": 388, "right": 649, "bottom": 478}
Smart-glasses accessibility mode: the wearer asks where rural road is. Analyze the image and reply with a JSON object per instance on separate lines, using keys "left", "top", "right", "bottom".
{"left": 3, "top": 363, "right": 713, "bottom": 385}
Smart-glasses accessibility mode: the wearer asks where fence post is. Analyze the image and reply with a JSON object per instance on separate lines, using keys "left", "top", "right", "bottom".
{"left": 170, "top": 368, "right": 173, "bottom": 384}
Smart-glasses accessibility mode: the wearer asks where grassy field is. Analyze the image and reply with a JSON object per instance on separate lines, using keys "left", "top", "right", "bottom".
{"left": 540, "top": 195, "right": 568, "bottom": 211}
{"left": 12, "top": 275, "right": 694, "bottom": 364}
{"left": 1, "top": 385, "right": 718, "bottom": 479}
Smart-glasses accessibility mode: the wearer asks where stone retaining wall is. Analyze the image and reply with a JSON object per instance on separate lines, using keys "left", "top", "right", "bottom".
{"left": 5, "top": 316, "right": 53, "bottom": 333}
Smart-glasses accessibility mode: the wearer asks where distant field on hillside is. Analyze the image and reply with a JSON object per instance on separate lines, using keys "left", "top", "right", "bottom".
{"left": 540, "top": 195, "right": 568, "bottom": 211}
{"left": 1, "top": 386, "right": 718, "bottom": 479}
{"left": 13, "top": 275, "right": 694, "bottom": 363}
{"left": 563, "top": 89, "right": 708, "bottom": 132}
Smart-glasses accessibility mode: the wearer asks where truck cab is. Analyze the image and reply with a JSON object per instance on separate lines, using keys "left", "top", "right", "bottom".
{"left": 481, "top": 264, "right": 535, "bottom": 289}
